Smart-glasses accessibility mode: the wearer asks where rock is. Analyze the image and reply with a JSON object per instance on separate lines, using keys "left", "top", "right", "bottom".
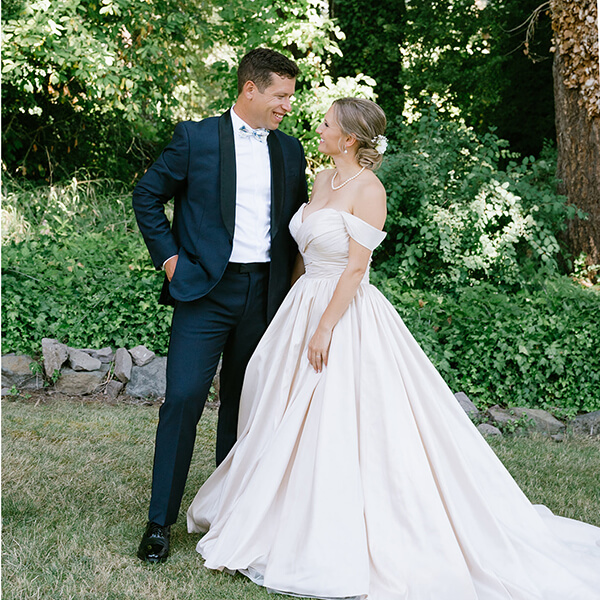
{"left": 114, "top": 348, "right": 132, "bottom": 383}
{"left": 551, "top": 433, "right": 565, "bottom": 443}
{"left": 98, "top": 362, "right": 111, "bottom": 374}
{"left": 41, "top": 338, "right": 68, "bottom": 378}
{"left": 126, "top": 357, "right": 167, "bottom": 398}
{"left": 569, "top": 411, "right": 600, "bottom": 437}
{"left": 104, "top": 380, "right": 124, "bottom": 400}
{"left": 1, "top": 355, "right": 43, "bottom": 390}
{"left": 486, "top": 406, "right": 565, "bottom": 435}
{"left": 1, "top": 387, "right": 13, "bottom": 396}
{"left": 486, "top": 406, "right": 516, "bottom": 427}
{"left": 54, "top": 368, "right": 104, "bottom": 395}
{"left": 477, "top": 423, "right": 502, "bottom": 436}
{"left": 455, "top": 391, "right": 479, "bottom": 417}
{"left": 510, "top": 407, "right": 565, "bottom": 435}
{"left": 68, "top": 348, "right": 102, "bottom": 372}
{"left": 82, "top": 347, "right": 114, "bottom": 363}
{"left": 129, "top": 345, "right": 156, "bottom": 367}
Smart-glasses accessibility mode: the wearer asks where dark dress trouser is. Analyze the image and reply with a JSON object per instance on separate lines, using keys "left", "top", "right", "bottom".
{"left": 148, "top": 266, "right": 269, "bottom": 526}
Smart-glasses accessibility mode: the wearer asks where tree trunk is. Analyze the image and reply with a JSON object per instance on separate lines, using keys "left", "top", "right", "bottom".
{"left": 551, "top": 1, "right": 600, "bottom": 269}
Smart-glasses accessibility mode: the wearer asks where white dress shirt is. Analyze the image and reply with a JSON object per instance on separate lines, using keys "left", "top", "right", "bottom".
{"left": 162, "top": 109, "right": 273, "bottom": 270}
{"left": 229, "top": 106, "right": 272, "bottom": 263}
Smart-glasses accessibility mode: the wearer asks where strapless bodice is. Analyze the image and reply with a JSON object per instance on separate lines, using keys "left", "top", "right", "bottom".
{"left": 289, "top": 204, "right": 386, "bottom": 281}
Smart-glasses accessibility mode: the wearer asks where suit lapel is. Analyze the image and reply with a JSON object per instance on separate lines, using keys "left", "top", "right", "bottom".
{"left": 268, "top": 131, "right": 285, "bottom": 241}
{"left": 219, "top": 110, "right": 236, "bottom": 238}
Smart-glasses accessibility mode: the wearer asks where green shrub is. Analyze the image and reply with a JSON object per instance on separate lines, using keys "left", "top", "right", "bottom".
{"left": 2, "top": 234, "right": 172, "bottom": 357}
{"left": 1, "top": 177, "right": 172, "bottom": 356}
{"left": 374, "top": 109, "right": 582, "bottom": 289}
{"left": 3, "top": 177, "right": 598, "bottom": 417}
{"left": 373, "top": 272, "right": 600, "bottom": 416}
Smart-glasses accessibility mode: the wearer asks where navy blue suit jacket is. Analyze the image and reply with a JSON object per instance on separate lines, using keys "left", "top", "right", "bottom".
{"left": 133, "top": 110, "right": 308, "bottom": 320}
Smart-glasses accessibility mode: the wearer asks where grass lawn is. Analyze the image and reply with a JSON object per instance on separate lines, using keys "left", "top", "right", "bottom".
{"left": 3, "top": 397, "right": 600, "bottom": 600}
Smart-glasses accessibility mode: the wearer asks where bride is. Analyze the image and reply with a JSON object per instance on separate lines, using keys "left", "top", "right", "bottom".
{"left": 187, "top": 97, "right": 600, "bottom": 600}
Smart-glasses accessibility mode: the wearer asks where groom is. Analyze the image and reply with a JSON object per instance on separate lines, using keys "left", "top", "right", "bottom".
{"left": 132, "top": 48, "right": 307, "bottom": 563}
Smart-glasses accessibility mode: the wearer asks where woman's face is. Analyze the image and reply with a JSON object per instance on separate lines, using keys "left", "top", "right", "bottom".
{"left": 316, "top": 106, "right": 345, "bottom": 156}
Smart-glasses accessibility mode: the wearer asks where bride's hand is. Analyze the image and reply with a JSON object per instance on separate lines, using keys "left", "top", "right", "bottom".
{"left": 307, "top": 326, "right": 332, "bottom": 373}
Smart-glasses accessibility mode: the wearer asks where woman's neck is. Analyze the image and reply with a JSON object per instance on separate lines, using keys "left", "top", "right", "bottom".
{"left": 332, "top": 154, "right": 361, "bottom": 178}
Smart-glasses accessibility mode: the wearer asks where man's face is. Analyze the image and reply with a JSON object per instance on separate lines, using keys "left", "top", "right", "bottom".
{"left": 244, "top": 73, "right": 296, "bottom": 130}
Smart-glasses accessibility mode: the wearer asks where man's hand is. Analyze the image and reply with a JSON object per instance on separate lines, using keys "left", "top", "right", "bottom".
{"left": 164, "top": 255, "right": 178, "bottom": 281}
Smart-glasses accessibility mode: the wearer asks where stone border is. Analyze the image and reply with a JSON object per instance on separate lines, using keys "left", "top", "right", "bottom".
{"left": 2, "top": 344, "right": 598, "bottom": 437}
{"left": 2, "top": 339, "right": 167, "bottom": 401}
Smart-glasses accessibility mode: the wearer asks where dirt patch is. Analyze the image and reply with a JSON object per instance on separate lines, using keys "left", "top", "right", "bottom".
{"left": 2, "top": 387, "right": 219, "bottom": 409}
{"left": 2, "top": 387, "right": 161, "bottom": 407}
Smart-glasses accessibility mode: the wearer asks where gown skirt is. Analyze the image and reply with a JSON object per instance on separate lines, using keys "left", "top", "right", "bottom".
{"left": 187, "top": 205, "right": 600, "bottom": 600}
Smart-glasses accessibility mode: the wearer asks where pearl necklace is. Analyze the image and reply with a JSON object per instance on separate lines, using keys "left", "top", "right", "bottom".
{"left": 331, "top": 166, "right": 366, "bottom": 191}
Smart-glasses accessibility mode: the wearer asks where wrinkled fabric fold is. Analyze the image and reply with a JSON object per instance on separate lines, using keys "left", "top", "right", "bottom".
{"left": 187, "top": 206, "right": 600, "bottom": 600}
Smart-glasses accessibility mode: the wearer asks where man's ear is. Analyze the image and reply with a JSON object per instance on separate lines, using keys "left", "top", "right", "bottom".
{"left": 242, "top": 80, "right": 257, "bottom": 100}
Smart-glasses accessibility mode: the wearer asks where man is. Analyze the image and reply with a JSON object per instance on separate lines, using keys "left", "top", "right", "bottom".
{"left": 133, "top": 48, "right": 307, "bottom": 563}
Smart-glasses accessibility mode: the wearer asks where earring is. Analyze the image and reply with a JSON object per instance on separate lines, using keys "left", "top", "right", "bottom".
{"left": 344, "top": 147, "right": 348, "bottom": 154}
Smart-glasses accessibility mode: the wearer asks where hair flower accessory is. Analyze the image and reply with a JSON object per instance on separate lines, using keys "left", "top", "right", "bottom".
{"left": 371, "top": 134, "right": 388, "bottom": 155}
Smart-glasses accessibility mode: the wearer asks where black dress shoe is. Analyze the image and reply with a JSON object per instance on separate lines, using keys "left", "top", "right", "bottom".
{"left": 137, "top": 521, "right": 171, "bottom": 563}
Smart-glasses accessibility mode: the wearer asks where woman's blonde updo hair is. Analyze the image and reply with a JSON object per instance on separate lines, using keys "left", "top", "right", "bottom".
{"left": 332, "top": 97, "right": 387, "bottom": 170}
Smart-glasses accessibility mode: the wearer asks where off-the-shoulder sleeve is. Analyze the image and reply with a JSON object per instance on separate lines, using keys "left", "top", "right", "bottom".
{"left": 340, "top": 211, "right": 387, "bottom": 251}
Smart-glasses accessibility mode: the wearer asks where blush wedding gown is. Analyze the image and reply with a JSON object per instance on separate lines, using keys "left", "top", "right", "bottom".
{"left": 187, "top": 204, "right": 600, "bottom": 600}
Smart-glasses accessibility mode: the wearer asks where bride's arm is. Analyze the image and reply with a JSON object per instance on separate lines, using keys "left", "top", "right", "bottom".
{"left": 307, "top": 186, "right": 386, "bottom": 373}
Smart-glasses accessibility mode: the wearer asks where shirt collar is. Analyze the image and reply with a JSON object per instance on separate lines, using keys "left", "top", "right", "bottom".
{"left": 231, "top": 105, "right": 270, "bottom": 141}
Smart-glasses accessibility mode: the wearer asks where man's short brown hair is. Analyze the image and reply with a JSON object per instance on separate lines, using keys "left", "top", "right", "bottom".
{"left": 237, "top": 48, "right": 300, "bottom": 95}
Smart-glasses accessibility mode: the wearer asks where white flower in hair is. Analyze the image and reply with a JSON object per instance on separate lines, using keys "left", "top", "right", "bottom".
{"left": 371, "top": 134, "right": 388, "bottom": 155}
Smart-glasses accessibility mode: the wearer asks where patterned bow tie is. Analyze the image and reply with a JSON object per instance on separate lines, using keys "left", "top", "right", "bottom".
{"left": 239, "top": 124, "right": 269, "bottom": 143}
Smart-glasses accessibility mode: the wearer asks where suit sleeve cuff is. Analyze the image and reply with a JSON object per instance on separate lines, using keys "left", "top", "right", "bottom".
{"left": 162, "top": 255, "right": 177, "bottom": 270}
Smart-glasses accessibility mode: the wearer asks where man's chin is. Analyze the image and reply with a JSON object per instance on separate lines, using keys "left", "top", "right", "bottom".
{"left": 270, "top": 115, "right": 286, "bottom": 129}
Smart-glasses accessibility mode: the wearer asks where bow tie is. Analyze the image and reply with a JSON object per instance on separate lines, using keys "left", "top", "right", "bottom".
{"left": 238, "top": 124, "right": 269, "bottom": 143}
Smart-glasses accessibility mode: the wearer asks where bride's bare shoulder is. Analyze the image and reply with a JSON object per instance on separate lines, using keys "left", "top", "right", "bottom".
{"left": 313, "top": 168, "right": 334, "bottom": 185}
{"left": 317, "top": 167, "right": 335, "bottom": 175}
{"left": 352, "top": 173, "right": 387, "bottom": 230}
{"left": 308, "top": 168, "right": 334, "bottom": 200}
